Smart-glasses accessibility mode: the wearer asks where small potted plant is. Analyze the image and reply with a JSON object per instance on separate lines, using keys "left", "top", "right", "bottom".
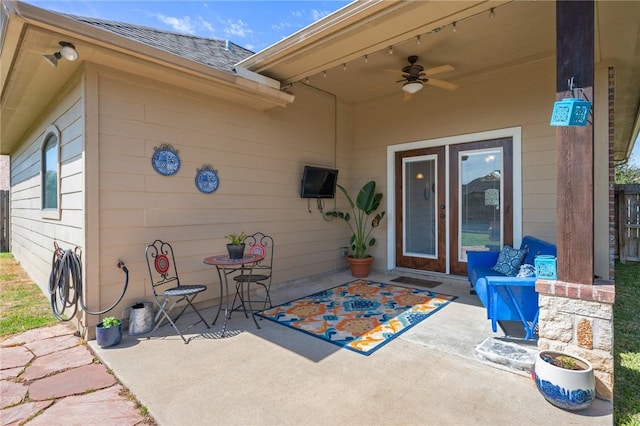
{"left": 533, "top": 349, "right": 595, "bottom": 410}
{"left": 226, "top": 231, "right": 247, "bottom": 259}
{"left": 96, "top": 316, "right": 122, "bottom": 348}
{"left": 325, "top": 180, "right": 386, "bottom": 277}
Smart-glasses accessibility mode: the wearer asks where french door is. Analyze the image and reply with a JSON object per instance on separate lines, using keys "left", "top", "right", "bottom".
{"left": 395, "top": 147, "right": 446, "bottom": 272}
{"left": 395, "top": 138, "right": 513, "bottom": 276}
{"left": 449, "top": 139, "right": 513, "bottom": 275}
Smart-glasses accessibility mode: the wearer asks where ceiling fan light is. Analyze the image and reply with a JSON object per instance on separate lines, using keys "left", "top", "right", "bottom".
{"left": 402, "top": 81, "right": 423, "bottom": 94}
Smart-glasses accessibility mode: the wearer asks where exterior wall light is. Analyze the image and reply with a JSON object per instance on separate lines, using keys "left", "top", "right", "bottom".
{"left": 43, "top": 41, "right": 79, "bottom": 68}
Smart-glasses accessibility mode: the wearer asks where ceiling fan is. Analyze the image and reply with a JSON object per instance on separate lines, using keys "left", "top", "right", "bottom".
{"left": 397, "top": 55, "right": 458, "bottom": 100}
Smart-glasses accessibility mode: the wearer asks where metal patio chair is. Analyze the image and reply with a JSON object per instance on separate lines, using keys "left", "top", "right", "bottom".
{"left": 231, "top": 232, "right": 274, "bottom": 318}
{"left": 145, "top": 239, "right": 209, "bottom": 343}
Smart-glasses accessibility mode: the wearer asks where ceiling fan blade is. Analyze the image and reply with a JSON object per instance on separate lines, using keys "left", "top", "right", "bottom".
{"left": 424, "top": 64, "right": 454, "bottom": 76}
{"left": 426, "top": 78, "right": 459, "bottom": 91}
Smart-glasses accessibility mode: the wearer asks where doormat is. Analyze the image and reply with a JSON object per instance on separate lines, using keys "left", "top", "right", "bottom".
{"left": 257, "top": 279, "right": 456, "bottom": 355}
{"left": 390, "top": 276, "right": 441, "bottom": 289}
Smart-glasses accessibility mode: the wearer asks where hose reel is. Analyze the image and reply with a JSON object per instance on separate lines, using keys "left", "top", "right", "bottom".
{"left": 48, "top": 242, "right": 129, "bottom": 321}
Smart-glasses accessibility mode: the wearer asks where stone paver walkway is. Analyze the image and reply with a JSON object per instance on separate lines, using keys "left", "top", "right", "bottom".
{"left": 0, "top": 323, "right": 148, "bottom": 426}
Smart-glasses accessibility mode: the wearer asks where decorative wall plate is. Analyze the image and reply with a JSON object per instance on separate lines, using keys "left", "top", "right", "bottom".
{"left": 195, "top": 164, "right": 219, "bottom": 194}
{"left": 151, "top": 144, "right": 180, "bottom": 176}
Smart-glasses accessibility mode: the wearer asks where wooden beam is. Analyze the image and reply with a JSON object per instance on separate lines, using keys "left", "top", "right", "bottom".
{"left": 556, "top": 0, "right": 594, "bottom": 284}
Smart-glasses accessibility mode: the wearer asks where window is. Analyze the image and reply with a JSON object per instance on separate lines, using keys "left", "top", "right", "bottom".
{"left": 42, "top": 126, "right": 61, "bottom": 217}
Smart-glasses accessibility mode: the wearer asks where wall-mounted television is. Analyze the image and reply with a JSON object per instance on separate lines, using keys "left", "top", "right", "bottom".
{"left": 300, "top": 165, "right": 339, "bottom": 199}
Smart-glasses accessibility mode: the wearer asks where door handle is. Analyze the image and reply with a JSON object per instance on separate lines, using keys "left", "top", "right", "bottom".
{"left": 440, "top": 205, "right": 446, "bottom": 210}
{"left": 440, "top": 213, "right": 446, "bottom": 219}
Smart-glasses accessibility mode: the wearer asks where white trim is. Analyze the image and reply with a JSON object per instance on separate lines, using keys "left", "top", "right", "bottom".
{"left": 386, "top": 127, "right": 523, "bottom": 272}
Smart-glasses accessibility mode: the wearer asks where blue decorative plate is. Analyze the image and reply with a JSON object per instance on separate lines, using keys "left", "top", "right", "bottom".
{"left": 151, "top": 144, "right": 180, "bottom": 176}
{"left": 195, "top": 165, "right": 219, "bottom": 194}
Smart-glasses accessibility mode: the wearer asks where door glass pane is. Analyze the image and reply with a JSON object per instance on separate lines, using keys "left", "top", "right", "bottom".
{"left": 404, "top": 156, "right": 437, "bottom": 257}
{"left": 459, "top": 149, "right": 502, "bottom": 261}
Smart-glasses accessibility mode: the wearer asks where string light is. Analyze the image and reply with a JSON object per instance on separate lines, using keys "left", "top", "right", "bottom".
{"left": 297, "top": 2, "right": 512, "bottom": 86}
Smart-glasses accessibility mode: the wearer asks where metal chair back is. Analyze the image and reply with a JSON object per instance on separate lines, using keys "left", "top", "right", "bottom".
{"left": 144, "top": 239, "right": 209, "bottom": 343}
{"left": 231, "top": 232, "right": 275, "bottom": 312}
{"left": 145, "top": 239, "right": 181, "bottom": 295}
{"left": 244, "top": 232, "right": 274, "bottom": 279}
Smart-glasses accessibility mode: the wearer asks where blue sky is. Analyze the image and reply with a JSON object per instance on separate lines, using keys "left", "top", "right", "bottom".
{"left": 25, "top": 1, "right": 350, "bottom": 52}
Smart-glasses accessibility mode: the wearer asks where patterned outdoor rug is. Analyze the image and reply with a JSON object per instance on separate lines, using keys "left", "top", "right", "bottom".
{"left": 257, "top": 279, "right": 457, "bottom": 355}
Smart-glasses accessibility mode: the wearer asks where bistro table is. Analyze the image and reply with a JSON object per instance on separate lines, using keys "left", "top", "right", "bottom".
{"left": 203, "top": 252, "right": 264, "bottom": 336}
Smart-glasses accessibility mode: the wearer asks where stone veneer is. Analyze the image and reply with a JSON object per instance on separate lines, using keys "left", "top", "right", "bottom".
{"left": 536, "top": 279, "right": 615, "bottom": 400}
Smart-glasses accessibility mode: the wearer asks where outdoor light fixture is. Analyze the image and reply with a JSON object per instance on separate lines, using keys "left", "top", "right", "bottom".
{"left": 43, "top": 41, "right": 79, "bottom": 68}
{"left": 550, "top": 77, "right": 592, "bottom": 127}
{"left": 402, "top": 81, "right": 423, "bottom": 94}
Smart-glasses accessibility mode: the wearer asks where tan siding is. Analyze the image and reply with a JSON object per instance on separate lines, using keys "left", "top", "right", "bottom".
{"left": 352, "top": 57, "right": 559, "bottom": 264}
{"left": 10, "top": 80, "right": 85, "bottom": 293}
{"left": 95, "top": 67, "right": 350, "bottom": 310}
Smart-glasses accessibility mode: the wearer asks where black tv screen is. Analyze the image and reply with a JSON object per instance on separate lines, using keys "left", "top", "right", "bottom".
{"left": 300, "top": 165, "right": 339, "bottom": 198}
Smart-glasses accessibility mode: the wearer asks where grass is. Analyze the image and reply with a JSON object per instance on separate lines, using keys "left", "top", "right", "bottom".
{"left": 614, "top": 261, "right": 640, "bottom": 426}
{"left": 0, "top": 252, "right": 156, "bottom": 424}
{"left": 0, "top": 252, "right": 57, "bottom": 337}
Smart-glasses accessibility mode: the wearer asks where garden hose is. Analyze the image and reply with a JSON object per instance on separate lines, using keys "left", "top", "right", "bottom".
{"left": 48, "top": 243, "right": 129, "bottom": 321}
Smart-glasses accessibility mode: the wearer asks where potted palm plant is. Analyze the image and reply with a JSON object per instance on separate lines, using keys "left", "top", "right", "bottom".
{"left": 226, "top": 231, "right": 247, "bottom": 259}
{"left": 96, "top": 316, "right": 122, "bottom": 348}
{"left": 326, "top": 180, "right": 386, "bottom": 277}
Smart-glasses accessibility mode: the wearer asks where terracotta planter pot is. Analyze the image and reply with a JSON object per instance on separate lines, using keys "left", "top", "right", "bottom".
{"left": 533, "top": 350, "right": 595, "bottom": 411}
{"left": 346, "top": 256, "right": 374, "bottom": 278}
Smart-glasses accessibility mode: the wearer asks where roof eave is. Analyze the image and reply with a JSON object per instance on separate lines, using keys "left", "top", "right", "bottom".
{"left": 1, "top": 0, "right": 293, "bottom": 154}
{"left": 236, "top": 0, "right": 398, "bottom": 72}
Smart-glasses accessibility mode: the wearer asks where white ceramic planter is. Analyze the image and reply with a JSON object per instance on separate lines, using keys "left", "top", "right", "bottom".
{"left": 533, "top": 350, "right": 595, "bottom": 411}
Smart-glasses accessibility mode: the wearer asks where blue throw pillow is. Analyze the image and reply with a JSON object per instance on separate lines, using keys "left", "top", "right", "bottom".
{"left": 491, "top": 245, "right": 527, "bottom": 276}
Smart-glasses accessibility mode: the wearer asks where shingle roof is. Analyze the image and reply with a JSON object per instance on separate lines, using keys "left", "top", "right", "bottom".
{"left": 64, "top": 14, "right": 255, "bottom": 73}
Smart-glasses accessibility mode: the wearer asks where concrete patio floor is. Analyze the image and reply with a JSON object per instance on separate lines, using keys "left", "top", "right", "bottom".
{"left": 89, "top": 269, "right": 612, "bottom": 425}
